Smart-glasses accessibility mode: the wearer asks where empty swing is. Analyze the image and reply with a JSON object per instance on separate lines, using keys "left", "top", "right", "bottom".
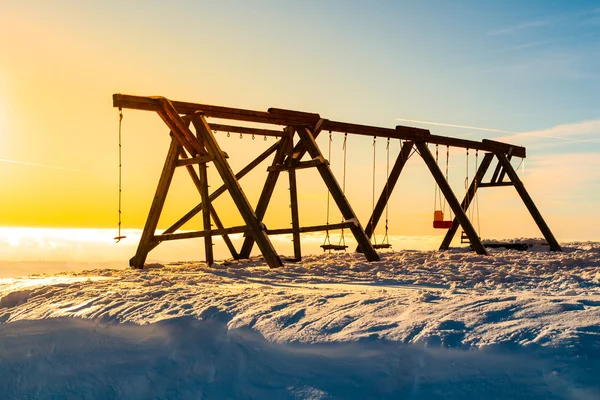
{"left": 461, "top": 149, "right": 481, "bottom": 244}
{"left": 370, "top": 137, "right": 391, "bottom": 249}
{"left": 321, "top": 132, "right": 349, "bottom": 252}
{"left": 433, "top": 144, "right": 453, "bottom": 229}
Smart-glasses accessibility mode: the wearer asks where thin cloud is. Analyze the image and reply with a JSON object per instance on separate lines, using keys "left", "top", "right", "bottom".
{"left": 0, "top": 158, "right": 84, "bottom": 172}
{"left": 395, "top": 118, "right": 516, "bottom": 134}
{"left": 496, "top": 119, "right": 600, "bottom": 143}
{"left": 488, "top": 19, "right": 553, "bottom": 36}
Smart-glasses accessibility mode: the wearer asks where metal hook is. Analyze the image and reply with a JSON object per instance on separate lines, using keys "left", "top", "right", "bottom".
{"left": 227, "top": 131, "right": 230, "bottom": 137}
{"left": 240, "top": 133, "right": 243, "bottom": 139}
{"left": 252, "top": 134, "right": 255, "bottom": 140}
{"left": 264, "top": 135, "right": 267, "bottom": 141}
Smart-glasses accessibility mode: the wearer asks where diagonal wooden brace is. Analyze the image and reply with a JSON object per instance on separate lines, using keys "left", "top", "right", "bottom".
{"left": 415, "top": 141, "right": 487, "bottom": 255}
{"left": 356, "top": 141, "right": 414, "bottom": 252}
{"left": 191, "top": 113, "right": 283, "bottom": 268}
{"left": 297, "top": 127, "right": 380, "bottom": 261}
{"left": 439, "top": 153, "right": 494, "bottom": 250}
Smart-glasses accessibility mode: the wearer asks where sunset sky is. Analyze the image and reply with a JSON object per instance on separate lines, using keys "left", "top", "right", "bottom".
{"left": 1, "top": 1, "right": 599, "bottom": 263}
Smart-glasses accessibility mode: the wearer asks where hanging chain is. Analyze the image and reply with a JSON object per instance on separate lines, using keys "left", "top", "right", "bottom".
{"left": 434, "top": 144, "right": 439, "bottom": 212}
{"left": 446, "top": 145, "right": 451, "bottom": 218}
{"left": 474, "top": 150, "right": 481, "bottom": 234}
{"left": 115, "top": 108, "right": 126, "bottom": 242}
{"left": 323, "top": 131, "right": 333, "bottom": 245}
{"left": 384, "top": 138, "right": 390, "bottom": 243}
{"left": 339, "top": 133, "right": 348, "bottom": 247}
{"left": 371, "top": 136, "right": 377, "bottom": 244}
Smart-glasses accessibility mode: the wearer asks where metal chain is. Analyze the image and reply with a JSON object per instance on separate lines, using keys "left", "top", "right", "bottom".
{"left": 115, "top": 108, "right": 126, "bottom": 242}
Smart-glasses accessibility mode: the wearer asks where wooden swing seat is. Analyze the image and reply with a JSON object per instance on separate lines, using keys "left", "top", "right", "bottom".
{"left": 321, "top": 244, "right": 348, "bottom": 251}
{"left": 373, "top": 243, "right": 392, "bottom": 249}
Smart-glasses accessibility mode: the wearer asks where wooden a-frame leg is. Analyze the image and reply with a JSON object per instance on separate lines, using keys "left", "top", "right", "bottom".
{"left": 415, "top": 142, "right": 488, "bottom": 255}
{"left": 289, "top": 166, "right": 302, "bottom": 260}
{"left": 440, "top": 153, "right": 494, "bottom": 250}
{"left": 130, "top": 136, "right": 181, "bottom": 268}
{"left": 297, "top": 127, "right": 380, "bottom": 261}
{"left": 239, "top": 137, "right": 289, "bottom": 258}
{"left": 356, "top": 141, "right": 413, "bottom": 252}
{"left": 496, "top": 153, "right": 562, "bottom": 251}
{"left": 192, "top": 114, "right": 284, "bottom": 268}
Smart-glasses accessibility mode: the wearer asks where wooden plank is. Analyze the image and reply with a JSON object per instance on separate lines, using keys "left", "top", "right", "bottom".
{"left": 497, "top": 154, "right": 512, "bottom": 183}
{"left": 114, "top": 94, "right": 313, "bottom": 126}
{"left": 191, "top": 113, "right": 284, "bottom": 268}
{"left": 177, "top": 154, "right": 215, "bottom": 166}
{"left": 439, "top": 153, "right": 494, "bottom": 250}
{"left": 238, "top": 134, "right": 289, "bottom": 258}
{"left": 147, "top": 138, "right": 282, "bottom": 254}
{"left": 268, "top": 107, "right": 320, "bottom": 120}
{"left": 154, "top": 225, "right": 249, "bottom": 241}
{"left": 267, "top": 156, "right": 327, "bottom": 172}
{"left": 130, "top": 137, "right": 181, "bottom": 268}
{"left": 356, "top": 141, "right": 414, "bottom": 252}
{"left": 267, "top": 220, "right": 357, "bottom": 235}
{"left": 478, "top": 181, "right": 514, "bottom": 188}
{"left": 113, "top": 94, "right": 526, "bottom": 158}
{"left": 199, "top": 163, "right": 214, "bottom": 265}
{"left": 209, "top": 123, "right": 285, "bottom": 138}
{"left": 289, "top": 165, "right": 301, "bottom": 260}
{"left": 297, "top": 126, "right": 380, "bottom": 261}
{"left": 496, "top": 153, "right": 562, "bottom": 251}
{"left": 415, "top": 141, "right": 488, "bottom": 255}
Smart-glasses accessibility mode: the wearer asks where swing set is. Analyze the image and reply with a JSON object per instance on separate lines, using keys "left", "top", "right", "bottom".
{"left": 112, "top": 94, "right": 562, "bottom": 269}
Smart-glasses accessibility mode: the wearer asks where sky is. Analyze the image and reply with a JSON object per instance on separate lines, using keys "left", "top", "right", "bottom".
{"left": 0, "top": 1, "right": 599, "bottom": 263}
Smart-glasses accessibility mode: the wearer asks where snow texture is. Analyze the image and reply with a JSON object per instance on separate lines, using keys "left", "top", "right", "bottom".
{"left": 1, "top": 241, "right": 599, "bottom": 399}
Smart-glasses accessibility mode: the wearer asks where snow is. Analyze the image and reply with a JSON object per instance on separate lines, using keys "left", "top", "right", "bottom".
{"left": 1, "top": 241, "right": 599, "bottom": 398}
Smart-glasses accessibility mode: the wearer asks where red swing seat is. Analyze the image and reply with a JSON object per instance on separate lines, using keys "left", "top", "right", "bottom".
{"left": 433, "top": 210, "right": 453, "bottom": 229}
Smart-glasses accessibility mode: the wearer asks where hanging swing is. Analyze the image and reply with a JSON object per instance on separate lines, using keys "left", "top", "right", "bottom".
{"left": 461, "top": 149, "right": 481, "bottom": 244}
{"left": 370, "top": 137, "right": 391, "bottom": 249}
{"left": 321, "top": 132, "right": 349, "bottom": 252}
{"left": 114, "top": 107, "right": 126, "bottom": 242}
{"left": 433, "top": 144, "right": 453, "bottom": 229}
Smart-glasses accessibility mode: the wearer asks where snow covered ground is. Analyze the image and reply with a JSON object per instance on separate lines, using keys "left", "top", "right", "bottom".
{"left": 1, "top": 242, "right": 599, "bottom": 399}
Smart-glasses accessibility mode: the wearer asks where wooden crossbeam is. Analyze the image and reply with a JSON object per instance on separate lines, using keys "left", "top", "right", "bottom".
{"left": 415, "top": 142, "right": 487, "bottom": 255}
{"left": 208, "top": 123, "right": 285, "bottom": 138}
{"left": 297, "top": 126, "right": 380, "bottom": 261}
{"left": 267, "top": 156, "right": 327, "bottom": 172}
{"left": 267, "top": 220, "right": 357, "bottom": 235}
{"left": 439, "top": 153, "right": 494, "bottom": 250}
{"left": 478, "top": 182, "right": 514, "bottom": 188}
{"left": 114, "top": 94, "right": 525, "bottom": 158}
{"left": 356, "top": 141, "right": 414, "bottom": 252}
{"left": 496, "top": 153, "right": 562, "bottom": 251}
{"left": 154, "top": 225, "right": 250, "bottom": 241}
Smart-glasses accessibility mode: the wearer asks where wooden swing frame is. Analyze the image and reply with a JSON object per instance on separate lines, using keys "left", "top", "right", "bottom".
{"left": 113, "top": 94, "right": 561, "bottom": 269}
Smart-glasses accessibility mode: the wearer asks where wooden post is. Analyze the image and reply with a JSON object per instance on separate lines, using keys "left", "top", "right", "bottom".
{"left": 415, "top": 141, "right": 488, "bottom": 255}
{"left": 130, "top": 136, "right": 181, "bottom": 268}
{"left": 496, "top": 153, "right": 562, "bottom": 251}
{"left": 297, "top": 127, "right": 380, "bottom": 261}
{"left": 191, "top": 113, "right": 284, "bottom": 268}
{"left": 238, "top": 136, "right": 289, "bottom": 258}
{"left": 198, "top": 162, "right": 214, "bottom": 266}
{"left": 289, "top": 165, "right": 301, "bottom": 260}
{"left": 439, "top": 152, "right": 494, "bottom": 250}
{"left": 356, "top": 141, "right": 413, "bottom": 252}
